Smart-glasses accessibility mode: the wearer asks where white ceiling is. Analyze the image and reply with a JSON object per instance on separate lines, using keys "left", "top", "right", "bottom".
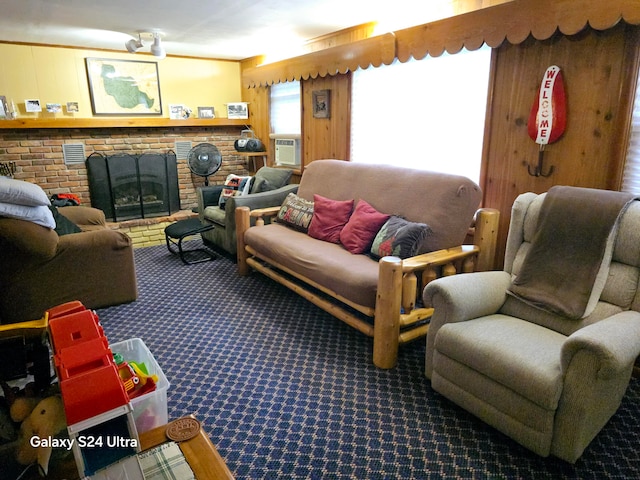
{"left": 0, "top": 0, "right": 468, "bottom": 60}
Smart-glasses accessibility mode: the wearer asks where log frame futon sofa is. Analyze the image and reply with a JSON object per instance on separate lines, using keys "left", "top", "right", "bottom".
{"left": 235, "top": 160, "right": 499, "bottom": 368}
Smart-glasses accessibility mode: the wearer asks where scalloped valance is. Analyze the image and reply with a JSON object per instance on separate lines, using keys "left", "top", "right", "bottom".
{"left": 243, "top": 33, "right": 396, "bottom": 88}
{"left": 243, "top": 0, "right": 640, "bottom": 88}
{"left": 395, "top": 0, "right": 640, "bottom": 61}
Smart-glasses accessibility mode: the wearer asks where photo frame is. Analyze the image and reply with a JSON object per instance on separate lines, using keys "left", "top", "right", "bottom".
{"left": 227, "top": 102, "right": 248, "bottom": 119}
{"left": 46, "top": 103, "right": 62, "bottom": 113}
{"left": 198, "top": 106, "right": 215, "bottom": 119}
{"left": 25, "top": 99, "right": 42, "bottom": 113}
{"left": 169, "top": 104, "right": 192, "bottom": 120}
{"left": 85, "top": 58, "right": 162, "bottom": 116}
{"left": 312, "top": 89, "right": 331, "bottom": 119}
{"left": 0, "top": 96, "right": 7, "bottom": 118}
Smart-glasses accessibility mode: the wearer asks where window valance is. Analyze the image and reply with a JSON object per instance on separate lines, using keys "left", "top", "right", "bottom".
{"left": 395, "top": 0, "right": 640, "bottom": 62}
{"left": 242, "top": 0, "right": 640, "bottom": 88}
{"left": 243, "top": 33, "right": 396, "bottom": 88}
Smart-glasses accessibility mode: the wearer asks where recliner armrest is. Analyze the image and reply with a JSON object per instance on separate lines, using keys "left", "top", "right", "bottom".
{"left": 561, "top": 310, "right": 640, "bottom": 379}
{"left": 423, "top": 270, "right": 512, "bottom": 323}
{"left": 424, "top": 270, "right": 512, "bottom": 378}
{"left": 230, "top": 184, "right": 299, "bottom": 211}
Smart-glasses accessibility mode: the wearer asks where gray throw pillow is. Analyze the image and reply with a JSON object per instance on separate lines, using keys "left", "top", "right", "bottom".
{"left": 251, "top": 167, "right": 293, "bottom": 194}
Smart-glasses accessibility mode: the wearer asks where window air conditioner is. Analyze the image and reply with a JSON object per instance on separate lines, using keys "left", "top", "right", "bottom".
{"left": 275, "top": 139, "right": 300, "bottom": 167}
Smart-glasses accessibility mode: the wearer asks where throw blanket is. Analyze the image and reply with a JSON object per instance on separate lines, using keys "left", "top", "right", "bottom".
{"left": 509, "top": 186, "right": 637, "bottom": 319}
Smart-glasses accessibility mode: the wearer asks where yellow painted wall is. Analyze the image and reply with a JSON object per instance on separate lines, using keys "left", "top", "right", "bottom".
{"left": 0, "top": 44, "right": 242, "bottom": 119}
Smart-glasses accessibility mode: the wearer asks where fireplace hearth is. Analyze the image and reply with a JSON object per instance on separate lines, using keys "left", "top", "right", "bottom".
{"left": 87, "top": 152, "right": 180, "bottom": 221}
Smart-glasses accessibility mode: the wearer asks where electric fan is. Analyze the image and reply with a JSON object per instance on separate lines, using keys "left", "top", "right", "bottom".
{"left": 187, "top": 143, "right": 222, "bottom": 186}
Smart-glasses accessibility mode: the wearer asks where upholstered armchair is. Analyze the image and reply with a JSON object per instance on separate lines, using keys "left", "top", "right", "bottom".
{"left": 0, "top": 206, "right": 137, "bottom": 324}
{"left": 423, "top": 186, "right": 640, "bottom": 463}
{"left": 198, "top": 166, "right": 298, "bottom": 256}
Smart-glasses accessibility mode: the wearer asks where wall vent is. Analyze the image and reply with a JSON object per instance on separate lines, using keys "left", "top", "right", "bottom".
{"left": 63, "top": 143, "right": 86, "bottom": 165}
{"left": 175, "top": 141, "right": 192, "bottom": 160}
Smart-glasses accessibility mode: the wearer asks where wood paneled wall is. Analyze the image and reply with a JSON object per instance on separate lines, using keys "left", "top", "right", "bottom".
{"left": 242, "top": 20, "right": 640, "bottom": 270}
{"left": 241, "top": 71, "right": 352, "bottom": 171}
{"left": 301, "top": 74, "right": 352, "bottom": 166}
{"left": 483, "top": 24, "right": 640, "bottom": 267}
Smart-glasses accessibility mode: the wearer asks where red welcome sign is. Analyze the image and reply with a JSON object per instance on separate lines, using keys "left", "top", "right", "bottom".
{"left": 528, "top": 65, "right": 567, "bottom": 145}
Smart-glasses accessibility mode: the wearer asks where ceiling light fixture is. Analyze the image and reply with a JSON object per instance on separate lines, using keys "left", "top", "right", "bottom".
{"left": 124, "top": 31, "right": 166, "bottom": 59}
{"left": 149, "top": 32, "right": 166, "bottom": 60}
{"left": 125, "top": 33, "right": 144, "bottom": 53}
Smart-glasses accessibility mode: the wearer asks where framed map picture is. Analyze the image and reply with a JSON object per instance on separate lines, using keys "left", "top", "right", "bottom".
{"left": 85, "top": 58, "right": 162, "bottom": 115}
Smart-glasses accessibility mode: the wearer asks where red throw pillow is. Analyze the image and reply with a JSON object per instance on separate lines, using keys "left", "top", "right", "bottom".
{"left": 340, "top": 200, "right": 390, "bottom": 254}
{"left": 308, "top": 194, "right": 354, "bottom": 244}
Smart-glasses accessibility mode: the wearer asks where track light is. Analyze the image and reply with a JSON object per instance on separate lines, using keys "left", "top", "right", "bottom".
{"left": 150, "top": 33, "right": 166, "bottom": 60}
{"left": 125, "top": 34, "right": 144, "bottom": 53}
{"left": 124, "top": 31, "right": 166, "bottom": 59}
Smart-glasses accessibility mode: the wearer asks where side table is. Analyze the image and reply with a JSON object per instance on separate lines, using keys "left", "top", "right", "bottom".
{"left": 140, "top": 416, "right": 235, "bottom": 479}
{"left": 164, "top": 217, "right": 216, "bottom": 264}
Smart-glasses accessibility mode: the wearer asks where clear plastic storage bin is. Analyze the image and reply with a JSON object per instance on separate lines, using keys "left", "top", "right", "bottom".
{"left": 109, "top": 338, "right": 170, "bottom": 433}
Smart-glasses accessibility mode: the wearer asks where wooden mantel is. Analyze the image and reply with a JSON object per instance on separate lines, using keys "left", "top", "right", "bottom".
{"left": 0, "top": 117, "right": 249, "bottom": 129}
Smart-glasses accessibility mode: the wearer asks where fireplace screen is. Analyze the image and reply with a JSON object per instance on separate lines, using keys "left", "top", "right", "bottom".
{"left": 87, "top": 152, "right": 180, "bottom": 221}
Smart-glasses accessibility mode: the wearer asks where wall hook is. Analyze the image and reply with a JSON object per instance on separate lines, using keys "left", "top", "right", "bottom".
{"left": 527, "top": 145, "right": 554, "bottom": 177}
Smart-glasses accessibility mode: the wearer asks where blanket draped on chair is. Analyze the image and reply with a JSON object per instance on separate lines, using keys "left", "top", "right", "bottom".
{"left": 509, "top": 186, "right": 637, "bottom": 319}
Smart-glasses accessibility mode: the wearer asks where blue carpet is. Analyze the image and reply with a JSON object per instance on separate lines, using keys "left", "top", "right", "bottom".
{"left": 96, "top": 244, "right": 640, "bottom": 479}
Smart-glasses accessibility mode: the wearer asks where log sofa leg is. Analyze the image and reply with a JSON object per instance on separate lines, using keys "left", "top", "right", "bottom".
{"left": 474, "top": 208, "right": 500, "bottom": 271}
{"left": 373, "top": 256, "right": 403, "bottom": 369}
{"left": 236, "top": 206, "right": 251, "bottom": 276}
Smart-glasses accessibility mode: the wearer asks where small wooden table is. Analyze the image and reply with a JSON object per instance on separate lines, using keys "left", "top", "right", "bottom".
{"left": 28, "top": 416, "right": 234, "bottom": 480}
{"left": 140, "top": 416, "right": 235, "bottom": 480}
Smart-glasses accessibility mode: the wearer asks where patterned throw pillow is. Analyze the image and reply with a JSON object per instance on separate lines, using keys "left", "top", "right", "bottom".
{"left": 370, "top": 216, "right": 432, "bottom": 259}
{"left": 218, "top": 174, "right": 252, "bottom": 210}
{"left": 276, "top": 193, "right": 314, "bottom": 232}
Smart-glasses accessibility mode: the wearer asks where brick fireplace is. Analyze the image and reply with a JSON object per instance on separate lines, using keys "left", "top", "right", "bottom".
{"left": 0, "top": 125, "right": 249, "bottom": 246}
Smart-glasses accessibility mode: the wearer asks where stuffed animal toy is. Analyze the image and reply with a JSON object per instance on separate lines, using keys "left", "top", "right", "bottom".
{"left": 1, "top": 381, "right": 68, "bottom": 476}
{"left": 15, "top": 395, "right": 67, "bottom": 475}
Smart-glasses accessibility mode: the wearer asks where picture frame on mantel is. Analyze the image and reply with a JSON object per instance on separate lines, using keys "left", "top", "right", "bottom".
{"left": 312, "top": 89, "right": 331, "bottom": 119}
{"left": 0, "top": 96, "right": 7, "bottom": 118}
{"left": 85, "top": 58, "right": 162, "bottom": 116}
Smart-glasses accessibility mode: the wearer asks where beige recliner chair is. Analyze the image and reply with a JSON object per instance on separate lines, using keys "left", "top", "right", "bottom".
{"left": 423, "top": 186, "right": 640, "bottom": 463}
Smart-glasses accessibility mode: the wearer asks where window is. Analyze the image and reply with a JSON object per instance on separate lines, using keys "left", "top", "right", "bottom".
{"left": 270, "top": 80, "right": 301, "bottom": 135}
{"left": 622, "top": 68, "right": 640, "bottom": 194}
{"left": 350, "top": 45, "right": 492, "bottom": 184}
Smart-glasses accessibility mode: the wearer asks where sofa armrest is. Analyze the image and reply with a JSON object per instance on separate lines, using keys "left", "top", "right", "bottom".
{"left": 58, "top": 206, "right": 106, "bottom": 230}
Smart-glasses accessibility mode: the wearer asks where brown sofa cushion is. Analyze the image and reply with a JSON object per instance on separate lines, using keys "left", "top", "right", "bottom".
{"left": 245, "top": 223, "right": 380, "bottom": 308}
{"left": 297, "top": 160, "right": 481, "bottom": 253}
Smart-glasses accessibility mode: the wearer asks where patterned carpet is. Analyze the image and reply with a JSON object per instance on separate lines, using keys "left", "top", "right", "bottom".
{"left": 96, "top": 243, "right": 640, "bottom": 479}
